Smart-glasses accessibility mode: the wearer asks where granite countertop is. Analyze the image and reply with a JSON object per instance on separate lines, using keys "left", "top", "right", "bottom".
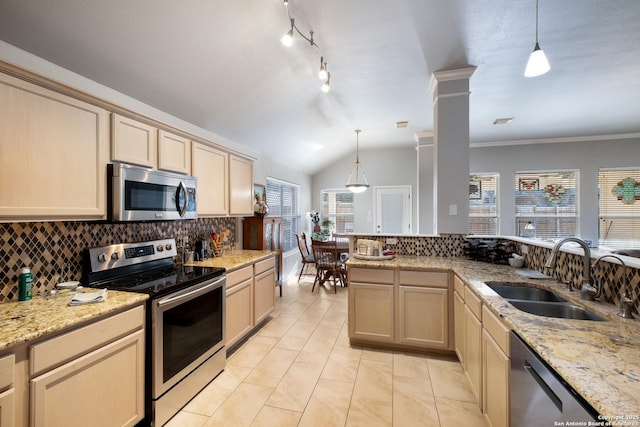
{"left": 183, "top": 250, "right": 275, "bottom": 272}
{"left": 347, "top": 255, "right": 640, "bottom": 418}
{"left": 0, "top": 289, "right": 148, "bottom": 352}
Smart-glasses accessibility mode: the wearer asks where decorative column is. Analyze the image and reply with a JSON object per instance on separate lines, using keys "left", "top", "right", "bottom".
{"left": 428, "top": 67, "right": 476, "bottom": 234}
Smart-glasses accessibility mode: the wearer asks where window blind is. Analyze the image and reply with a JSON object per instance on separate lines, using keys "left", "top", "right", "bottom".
{"left": 469, "top": 173, "right": 499, "bottom": 235}
{"left": 266, "top": 177, "right": 300, "bottom": 252}
{"left": 598, "top": 169, "right": 640, "bottom": 250}
{"left": 321, "top": 190, "right": 354, "bottom": 233}
{"left": 515, "top": 171, "right": 578, "bottom": 240}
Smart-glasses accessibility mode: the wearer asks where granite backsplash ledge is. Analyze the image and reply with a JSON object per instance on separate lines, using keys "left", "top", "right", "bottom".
{"left": 0, "top": 218, "right": 236, "bottom": 302}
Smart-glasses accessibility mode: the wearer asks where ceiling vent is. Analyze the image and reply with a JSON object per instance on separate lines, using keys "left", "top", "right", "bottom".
{"left": 395, "top": 121, "right": 409, "bottom": 128}
{"left": 493, "top": 118, "right": 514, "bottom": 125}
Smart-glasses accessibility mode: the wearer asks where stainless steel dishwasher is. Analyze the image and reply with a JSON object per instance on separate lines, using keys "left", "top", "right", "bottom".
{"left": 510, "top": 332, "right": 599, "bottom": 425}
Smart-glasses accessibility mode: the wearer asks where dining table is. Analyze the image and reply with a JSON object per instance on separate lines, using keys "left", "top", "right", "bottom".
{"left": 312, "top": 238, "right": 350, "bottom": 286}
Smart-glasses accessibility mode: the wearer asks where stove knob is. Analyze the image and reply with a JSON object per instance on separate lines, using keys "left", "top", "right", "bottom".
{"left": 165, "top": 243, "right": 172, "bottom": 251}
{"left": 97, "top": 253, "right": 107, "bottom": 263}
{"left": 111, "top": 252, "right": 120, "bottom": 261}
{"left": 156, "top": 245, "right": 164, "bottom": 252}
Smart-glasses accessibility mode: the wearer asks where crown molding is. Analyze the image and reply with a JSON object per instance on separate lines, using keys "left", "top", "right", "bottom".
{"left": 469, "top": 132, "right": 640, "bottom": 148}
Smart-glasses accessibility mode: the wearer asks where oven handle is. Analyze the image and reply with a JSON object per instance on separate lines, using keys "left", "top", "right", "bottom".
{"left": 157, "top": 275, "right": 225, "bottom": 308}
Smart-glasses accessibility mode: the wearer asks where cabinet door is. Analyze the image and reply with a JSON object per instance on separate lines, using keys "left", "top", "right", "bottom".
{"left": 158, "top": 130, "right": 191, "bottom": 174}
{"left": 31, "top": 330, "right": 145, "bottom": 427}
{"left": 0, "top": 388, "right": 14, "bottom": 427}
{"left": 464, "top": 304, "right": 483, "bottom": 407}
{"left": 192, "top": 142, "right": 228, "bottom": 215}
{"left": 483, "top": 329, "right": 510, "bottom": 427}
{"left": 229, "top": 155, "right": 253, "bottom": 216}
{"left": 226, "top": 279, "right": 253, "bottom": 349}
{"left": 111, "top": 113, "right": 157, "bottom": 168}
{"left": 254, "top": 268, "right": 275, "bottom": 325}
{"left": 398, "top": 286, "right": 448, "bottom": 349}
{"left": 349, "top": 283, "right": 395, "bottom": 342}
{"left": 0, "top": 73, "right": 109, "bottom": 219}
{"left": 454, "top": 290, "right": 465, "bottom": 365}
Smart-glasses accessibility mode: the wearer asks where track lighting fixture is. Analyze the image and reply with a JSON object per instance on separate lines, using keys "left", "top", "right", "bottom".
{"left": 281, "top": 0, "right": 331, "bottom": 92}
{"left": 345, "top": 130, "right": 369, "bottom": 193}
{"left": 524, "top": 0, "right": 550, "bottom": 77}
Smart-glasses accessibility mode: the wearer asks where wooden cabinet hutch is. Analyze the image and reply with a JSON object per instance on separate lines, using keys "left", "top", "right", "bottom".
{"left": 243, "top": 216, "right": 282, "bottom": 295}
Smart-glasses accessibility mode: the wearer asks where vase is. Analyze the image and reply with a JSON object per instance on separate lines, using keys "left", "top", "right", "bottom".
{"left": 313, "top": 225, "right": 321, "bottom": 232}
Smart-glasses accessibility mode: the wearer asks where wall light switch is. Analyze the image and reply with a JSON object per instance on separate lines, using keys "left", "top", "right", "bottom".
{"left": 449, "top": 204, "right": 458, "bottom": 216}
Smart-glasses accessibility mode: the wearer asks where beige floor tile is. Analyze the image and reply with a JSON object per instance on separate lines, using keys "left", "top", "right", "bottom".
{"left": 435, "top": 397, "right": 488, "bottom": 427}
{"left": 275, "top": 321, "right": 316, "bottom": 351}
{"left": 164, "top": 410, "right": 209, "bottom": 427}
{"left": 298, "top": 378, "right": 354, "bottom": 427}
{"left": 393, "top": 352, "right": 430, "bottom": 383}
{"left": 351, "top": 358, "right": 393, "bottom": 404}
{"left": 227, "top": 335, "right": 279, "bottom": 369}
{"left": 346, "top": 399, "right": 393, "bottom": 427}
{"left": 361, "top": 347, "right": 394, "bottom": 363}
{"left": 244, "top": 347, "right": 299, "bottom": 388}
{"left": 183, "top": 364, "right": 253, "bottom": 416}
{"left": 257, "top": 314, "right": 299, "bottom": 338}
{"left": 427, "top": 355, "right": 476, "bottom": 402}
{"left": 249, "top": 406, "right": 302, "bottom": 427}
{"left": 320, "top": 344, "right": 362, "bottom": 383}
{"left": 266, "top": 362, "right": 324, "bottom": 412}
{"left": 203, "top": 383, "right": 274, "bottom": 427}
{"left": 294, "top": 322, "right": 341, "bottom": 365}
{"left": 393, "top": 374, "right": 440, "bottom": 426}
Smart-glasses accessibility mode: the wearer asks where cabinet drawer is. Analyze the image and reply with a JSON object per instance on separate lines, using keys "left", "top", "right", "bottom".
{"left": 454, "top": 275, "right": 465, "bottom": 296}
{"left": 255, "top": 257, "right": 275, "bottom": 275}
{"left": 0, "top": 353, "right": 14, "bottom": 390}
{"left": 482, "top": 305, "right": 510, "bottom": 354}
{"left": 30, "top": 305, "right": 144, "bottom": 376}
{"left": 465, "top": 286, "right": 482, "bottom": 319}
{"left": 349, "top": 267, "right": 394, "bottom": 285}
{"left": 227, "top": 265, "right": 253, "bottom": 289}
{"left": 399, "top": 270, "right": 448, "bottom": 288}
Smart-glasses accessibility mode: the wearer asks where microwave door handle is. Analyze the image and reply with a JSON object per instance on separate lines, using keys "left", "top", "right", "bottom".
{"left": 176, "top": 181, "right": 188, "bottom": 217}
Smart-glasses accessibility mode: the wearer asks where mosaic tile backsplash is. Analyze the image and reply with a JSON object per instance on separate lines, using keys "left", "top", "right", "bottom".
{"left": 0, "top": 218, "right": 236, "bottom": 302}
{"left": 357, "top": 234, "right": 639, "bottom": 316}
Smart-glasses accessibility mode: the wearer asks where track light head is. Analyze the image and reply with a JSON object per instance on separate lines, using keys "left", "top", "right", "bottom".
{"left": 321, "top": 73, "right": 331, "bottom": 93}
{"left": 281, "top": 18, "right": 294, "bottom": 47}
{"left": 318, "top": 57, "right": 328, "bottom": 80}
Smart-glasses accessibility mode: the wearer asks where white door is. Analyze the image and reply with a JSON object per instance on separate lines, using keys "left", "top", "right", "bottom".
{"left": 374, "top": 186, "right": 412, "bottom": 234}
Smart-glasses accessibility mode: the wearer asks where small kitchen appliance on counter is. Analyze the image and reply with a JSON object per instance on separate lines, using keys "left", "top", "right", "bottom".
{"left": 83, "top": 238, "right": 226, "bottom": 426}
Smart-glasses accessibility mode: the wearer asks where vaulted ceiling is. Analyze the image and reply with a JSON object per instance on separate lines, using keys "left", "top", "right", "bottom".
{"left": 1, "top": 0, "right": 638, "bottom": 174}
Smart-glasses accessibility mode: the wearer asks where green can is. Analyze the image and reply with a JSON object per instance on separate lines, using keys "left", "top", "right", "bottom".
{"left": 18, "top": 267, "right": 33, "bottom": 301}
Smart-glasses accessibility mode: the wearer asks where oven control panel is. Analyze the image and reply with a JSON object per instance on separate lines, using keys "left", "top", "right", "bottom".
{"left": 87, "top": 238, "right": 178, "bottom": 272}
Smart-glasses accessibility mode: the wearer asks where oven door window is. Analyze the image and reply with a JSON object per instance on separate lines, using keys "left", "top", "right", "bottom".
{"left": 162, "top": 287, "right": 223, "bottom": 382}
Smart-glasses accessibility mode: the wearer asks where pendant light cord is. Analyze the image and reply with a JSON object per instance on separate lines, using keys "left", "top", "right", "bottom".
{"left": 535, "top": 0, "right": 540, "bottom": 43}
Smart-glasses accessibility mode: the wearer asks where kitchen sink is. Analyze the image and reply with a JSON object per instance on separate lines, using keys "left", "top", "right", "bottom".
{"left": 508, "top": 300, "right": 606, "bottom": 322}
{"left": 486, "top": 282, "right": 567, "bottom": 302}
{"left": 485, "top": 282, "right": 606, "bottom": 321}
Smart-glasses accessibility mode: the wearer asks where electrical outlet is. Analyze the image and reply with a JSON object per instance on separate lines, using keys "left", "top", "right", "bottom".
{"left": 521, "top": 244, "right": 529, "bottom": 255}
{"left": 386, "top": 238, "right": 397, "bottom": 245}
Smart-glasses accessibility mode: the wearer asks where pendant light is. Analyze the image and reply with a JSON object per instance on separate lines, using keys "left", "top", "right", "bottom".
{"left": 345, "top": 129, "right": 369, "bottom": 193}
{"left": 524, "top": 0, "right": 550, "bottom": 77}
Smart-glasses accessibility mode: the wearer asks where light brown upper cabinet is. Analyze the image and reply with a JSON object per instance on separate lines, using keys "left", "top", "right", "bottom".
{"left": 191, "top": 141, "right": 229, "bottom": 215}
{"left": 229, "top": 155, "right": 254, "bottom": 216}
{"left": 111, "top": 113, "right": 157, "bottom": 168}
{"left": 158, "top": 130, "right": 191, "bottom": 174}
{"left": 0, "top": 72, "right": 109, "bottom": 220}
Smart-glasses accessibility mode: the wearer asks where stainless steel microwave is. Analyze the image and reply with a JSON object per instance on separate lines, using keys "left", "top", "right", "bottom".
{"left": 108, "top": 163, "right": 197, "bottom": 221}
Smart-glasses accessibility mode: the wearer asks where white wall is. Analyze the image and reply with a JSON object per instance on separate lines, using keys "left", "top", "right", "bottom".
{"left": 312, "top": 146, "right": 417, "bottom": 234}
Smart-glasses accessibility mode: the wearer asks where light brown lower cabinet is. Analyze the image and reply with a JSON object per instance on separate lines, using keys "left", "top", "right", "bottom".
{"left": 225, "top": 277, "right": 253, "bottom": 349}
{"left": 482, "top": 306, "right": 510, "bottom": 427}
{"left": 453, "top": 287, "right": 466, "bottom": 365}
{"left": 349, "top": 268, "right": 395, "bottom": 343}
{"left": 0, "top": 353, "right": 15, "bottom": 427}
{"left": 29, "top": 306, "right": 145, "bottom": 427}
{"left": 254, "top": 258, "right": 276, "bottom": 325}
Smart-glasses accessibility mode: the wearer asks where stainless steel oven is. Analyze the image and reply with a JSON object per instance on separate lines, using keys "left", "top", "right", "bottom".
{"left": 108, "top": 162, "right": 197, "bottom": 221}
{"left": 83, "top": 238, "right": 226, "bottom": 426}
{"left": 152, "top": 274, "right": 225, "bottom": 425}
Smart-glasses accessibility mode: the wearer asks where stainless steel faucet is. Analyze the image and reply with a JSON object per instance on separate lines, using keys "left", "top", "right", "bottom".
{"left": 544, "top": 238, "right": 598, "bottom": 300}
{"left": 592, "top": 254, "right": 635, "bottom": 319}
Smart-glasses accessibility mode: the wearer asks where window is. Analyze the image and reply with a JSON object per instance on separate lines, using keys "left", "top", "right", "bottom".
{"left": 266, "top": 177, "right": 299, "bottom": 252}
{"left": 321, "top": 190, "right": 354, "bottom": 234}
{"left": 598, "top": 169, "right": 640, "bottom": 250}
{"left": 469, "top": 173, "right": 499, "bottom": 235}
{"left": 515, "top": 170, "right": 578, "bottom": 240}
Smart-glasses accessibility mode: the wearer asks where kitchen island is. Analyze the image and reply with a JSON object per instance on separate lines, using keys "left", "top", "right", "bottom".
{"left": 346, "top": 255, "right": 640, "bottom": 421}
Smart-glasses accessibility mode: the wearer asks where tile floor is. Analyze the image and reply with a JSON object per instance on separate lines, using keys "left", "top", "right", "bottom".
{"left": 165, "top": 273, "right": 488, "bottom": 427}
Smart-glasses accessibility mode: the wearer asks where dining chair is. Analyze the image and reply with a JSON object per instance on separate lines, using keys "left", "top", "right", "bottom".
{"left": 296, "top": 233, "right": 315, "bottom": 282}
{"left": 311, "top": 239, "right": 347, "bottom": 293}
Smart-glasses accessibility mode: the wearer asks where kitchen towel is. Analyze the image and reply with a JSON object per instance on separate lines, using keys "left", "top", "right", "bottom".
{"left": 69, "top": 288, "right": 107, "bottom": 306}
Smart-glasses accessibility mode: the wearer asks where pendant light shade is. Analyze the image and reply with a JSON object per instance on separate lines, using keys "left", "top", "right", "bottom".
{"left": 345, "top": 129, "right": 369, "bottom": 193}
{"left": 524, "top": 0, "right": 550, "bottom": 77}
